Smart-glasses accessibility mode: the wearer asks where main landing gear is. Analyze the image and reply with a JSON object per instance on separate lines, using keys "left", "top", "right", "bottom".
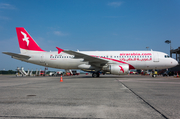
{"left": 92, "top": 72, "right": 100, "bottom": 77}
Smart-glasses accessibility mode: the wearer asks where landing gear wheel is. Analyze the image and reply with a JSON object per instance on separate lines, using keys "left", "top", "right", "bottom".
{"left": 92, "top": 73, "right": 100, "bottom": 78}
{"left": 92, "top": 73, "right": 97, "bottom": 77}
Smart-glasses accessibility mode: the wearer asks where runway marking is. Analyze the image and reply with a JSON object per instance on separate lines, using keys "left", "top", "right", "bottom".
{"left": 117, "top": 79, "right": 169, "bottom": 119}
{"left": 121, "top": 83, "right": 128, "bottom": 89}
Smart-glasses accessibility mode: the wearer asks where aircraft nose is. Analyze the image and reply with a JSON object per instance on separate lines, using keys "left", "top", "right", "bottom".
{"left": 176, "top": 61, "right": 179, "bottom": 65}
{"left": 173, "top": 59, "right": 179, "bottom": 66}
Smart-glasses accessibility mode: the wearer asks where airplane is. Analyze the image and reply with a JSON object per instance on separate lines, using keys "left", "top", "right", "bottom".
{"left": 2, "top": 27, "right": 179, "bottom": 77}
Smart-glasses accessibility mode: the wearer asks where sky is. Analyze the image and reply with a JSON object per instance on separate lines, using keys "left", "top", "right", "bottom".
{"left": 0, "top": 0, "right": 180, "bottom": 71}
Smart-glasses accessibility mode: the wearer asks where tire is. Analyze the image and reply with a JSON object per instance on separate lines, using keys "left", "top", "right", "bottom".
{"left": 92, "top": 72, "right": 100, "bottom": 77}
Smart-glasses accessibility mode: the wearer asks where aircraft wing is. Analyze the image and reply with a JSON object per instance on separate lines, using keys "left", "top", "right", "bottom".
{"left": 2, "top": 52, "right": 30, "bottom": 60}
{"left": 63, "top": 50, "right": 108, "bottom": 67}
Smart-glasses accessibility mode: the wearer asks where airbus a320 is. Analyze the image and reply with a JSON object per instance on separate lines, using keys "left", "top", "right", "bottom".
{"left": 3, "top": 27, "right": 178, "bottom": 77}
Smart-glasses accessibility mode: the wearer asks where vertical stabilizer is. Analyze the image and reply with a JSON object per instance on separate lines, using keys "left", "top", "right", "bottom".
{"left": 16, "top": 27, "right": 45, "bottom": 53}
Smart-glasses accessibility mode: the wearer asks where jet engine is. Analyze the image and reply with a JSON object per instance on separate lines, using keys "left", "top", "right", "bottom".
{"left": 102, "top": 64, "right": 129, "bottom": 75}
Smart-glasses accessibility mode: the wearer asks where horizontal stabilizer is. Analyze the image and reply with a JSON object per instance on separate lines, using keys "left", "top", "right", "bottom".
{"left": 2, "top": 52, "right": 30, "bottom": 60}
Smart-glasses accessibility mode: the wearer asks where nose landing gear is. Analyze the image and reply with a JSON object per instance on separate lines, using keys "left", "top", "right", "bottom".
{"left": 152, "top": 74, "right": 157, "bottom": 78}
{"left": 152, "top": 70, "right": 157, "bottom": 78}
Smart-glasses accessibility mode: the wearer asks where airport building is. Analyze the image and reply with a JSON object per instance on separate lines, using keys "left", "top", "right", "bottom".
{"left": 170, "top": 47, "right": 180, "bottom": 71}
{"left": 170, "top": 47, "right": 180, "bottom": 63}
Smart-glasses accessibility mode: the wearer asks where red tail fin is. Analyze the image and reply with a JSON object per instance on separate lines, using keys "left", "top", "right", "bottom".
{"left": 16, "top": 27, "right": 44, "bottom": 52}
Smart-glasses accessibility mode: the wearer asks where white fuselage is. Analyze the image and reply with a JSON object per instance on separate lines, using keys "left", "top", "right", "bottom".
{"left": 23, "top": 50, "right": 178, "bottom": 70}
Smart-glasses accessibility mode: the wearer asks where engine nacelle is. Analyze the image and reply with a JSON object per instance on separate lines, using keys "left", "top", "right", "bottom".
{"left": 103, "top": 64, "right": 129, "bottom": 75}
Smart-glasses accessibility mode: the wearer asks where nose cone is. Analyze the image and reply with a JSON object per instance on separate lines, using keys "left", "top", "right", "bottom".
{"left": 172, "top": 59, "right": 179, "bottom": 67}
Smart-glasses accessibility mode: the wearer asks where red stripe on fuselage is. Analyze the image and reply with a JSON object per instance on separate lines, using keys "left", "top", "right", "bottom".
{"left": 91, "top": 55, "right": 135, "bottom": 69}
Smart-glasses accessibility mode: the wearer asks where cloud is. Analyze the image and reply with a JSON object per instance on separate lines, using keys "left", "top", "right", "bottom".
{"left": 54, "top": 31, "right": 68, "bottom": 36}
{"left": 0, "top": 3, "right": 16, "bottom": 9}
{"left": 108, "top": 2, "right": 123, "bottom": 7}
{"left": 0, "top": 3, "right": 16, "bottom": 21}
{"left": 0, "top": 16, "right": 10, "bottom": 20}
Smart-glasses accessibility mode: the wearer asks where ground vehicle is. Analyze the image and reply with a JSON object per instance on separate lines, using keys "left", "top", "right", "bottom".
{"left": 129, "top": 69, "right": 138, "bottom": 74}
{"left": 40, "top": 71, "right": 45, "bottom": 76}
{"left": 49, "top": 71, "right": 63, "bottom": 76}
{"left": 55, "top": 71, "right": 63, "bottom": 76}
{"left": 163, "top": 71, "right": 174, "bottom": 76}
{"left": 49, "top": 71, "right": 55, "bottom": 76}
{"left": 72, "top": 70, "right": 80, "bottom": 75}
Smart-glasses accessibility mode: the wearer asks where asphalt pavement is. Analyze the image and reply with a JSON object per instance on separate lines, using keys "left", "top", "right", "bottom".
{"left": 0, "top": 75, "right": 179, "bottom": 119}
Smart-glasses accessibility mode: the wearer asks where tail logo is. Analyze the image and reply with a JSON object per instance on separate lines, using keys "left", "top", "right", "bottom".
{"left": 21, "top": 31, "right": 29, "bottom": 46}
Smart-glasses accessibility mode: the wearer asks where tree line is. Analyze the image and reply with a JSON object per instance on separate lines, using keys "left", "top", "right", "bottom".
{"left": 0, "top": 70, "right": 17, "bottom": 74}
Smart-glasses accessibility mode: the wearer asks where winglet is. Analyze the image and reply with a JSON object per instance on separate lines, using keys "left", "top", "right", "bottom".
{"left": 56, "top": 47, "right": 64, "bottom": 54}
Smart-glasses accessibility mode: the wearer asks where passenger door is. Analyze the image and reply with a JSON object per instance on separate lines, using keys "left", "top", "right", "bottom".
{"left": 153, "top": 52, "right": 159, "bottom": 62}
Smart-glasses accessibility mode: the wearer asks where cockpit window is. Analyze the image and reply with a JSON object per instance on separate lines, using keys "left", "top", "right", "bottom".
{"left": 164, "top": 55, "right": 170, "bottom": 58}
